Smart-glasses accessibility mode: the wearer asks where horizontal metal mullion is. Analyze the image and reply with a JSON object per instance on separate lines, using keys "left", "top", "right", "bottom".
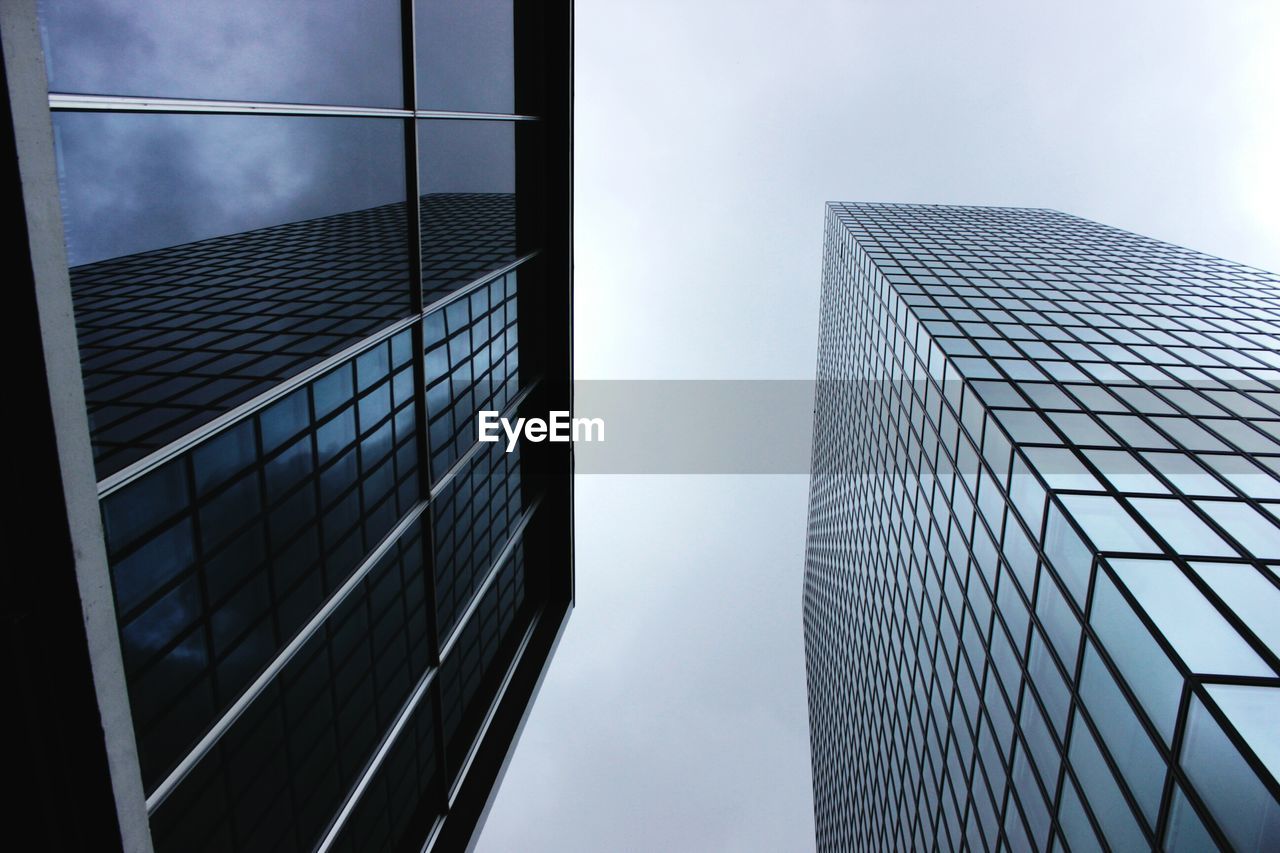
{"left": 444, "top": 605, "right": 544, "bottom": 809}
{"left": 49, "top": 93, "right": 540, "bottom": 122}
{"left": 429, "top": 378, "right": 540, "bottom": 501}
{"left": 96, "top": 253, "right": 537, "bottom": 498}
{"left": 49, "top": 92, "right": 413, "bottom": 118}
{"left": 315, "top": 665, "right": 439, "bottom": 853}
{"left": 416, "top": 109, "right": 539, "bottom": 121}
{"left": 146, "top": 399, "right": 542, "bottom": 814}
{"left": 438, "top": 495, "right": 542, "bottom": 663}
{"left": 421, "top": 251, "right": 539, "bottom": 318}
{"left": 97, "top": 314, "right": 418, "bottom": 497}
{"left": 145, "top": 498, "right": 430, "bottom": 813}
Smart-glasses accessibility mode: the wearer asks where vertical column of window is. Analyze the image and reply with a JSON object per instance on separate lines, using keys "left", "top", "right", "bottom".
{"left": 437, "top": 538, "right": 531, "bottom": 787}
{"left": 323, "top": 684, "right": 441, "bottom": 853}
{"left": 423, "top": 272, "right": 521, "bottom": 482}
{"left": 431, "top": 439, "right": 526, "bottom": 643}
{"left": 417, "top": 120, "right": 518, "bottom": 303}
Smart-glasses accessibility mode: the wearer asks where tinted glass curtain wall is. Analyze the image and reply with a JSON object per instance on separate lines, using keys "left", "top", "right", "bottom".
{"left": 2, "top": 2, "right": 572, "bottom": 852}
{"left": 805, "top": 203, "right": 1279, "bottom": 852}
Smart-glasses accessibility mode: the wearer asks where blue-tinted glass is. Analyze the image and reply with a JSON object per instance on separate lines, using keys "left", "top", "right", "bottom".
{"left": 1164, "top": 785, "right": 1222, "bottom": 853}
{"left": 1058, "top": 777, "right": 1104, "bottom": 853}
{"left": 1191, "top": 562, "right": 1280, "bottom": 650}
{"left": 1023, "top": 446, "right": 1101, "bottom": 492}
{"left": 1068, "top": 723, "right": 1148, "bottom": 851}
{"left": 1057, "top": 494, "right": 1156, "bottom": 554}
{"left": 1109, "top": 558, "right": 1271, "bottom": 677}
{"left": 265, "top": 434, "right": 313, "bottom": 501}
{"left": 418, "top": 120, "right": 517, "bottom": 299}
{"left": 315, "top": 365, "right": 356, "bottom": 419}
{"left": 358, "top": 384, "right": 393, "bottom": 434}
{"left": 1077, "top": 645, "right": 1164, "bottom": 826}
{"left": 193, "top": 420, "right": 256, "bottom": 496}
{"left": 260, "top": 388, "right": 309, "bottom": 454}
{"left": 55, "top": 111, "right": 409, "bottom": 478}
{"left": 1035, "top": 572, "right": 1080, "bottom": 674}
{"left": 1126, "top": 498, "right": 1235, "bottom": 557}
{"left": 1042, "top": 504, "right": 1091, "bottom": 605}
{"left": 1204, "top": 684, "right": 1280, "bottom": 781}
{"left": 1008, "top": 747, "right": 1049, "bottom": 845}
{"left": 113, "top": 519, "right": 196, "bottom": 616}
{"left": 1180, "top": 696, "right": 1280, "bottom": 851}
{"left": 102, "top": 459, "right": 189, "bottom": 550}
{"left": 391, "top": 329, "right": 413, "bottom": 368}
{"left": 1090, "top": 572, "right": 1182, "bottom": 742}
{"left": 356, "top": 342, "right": 390, "bottom": 393}
{"left": 415, "top": 0, "right": 513, "bottom": 112}
{"left": 1196, "top": 500, "right": 1280, "bottom": 558}
{"left": 424, "top": 310, "right": 447, "bottom": 346}
{"left": 1086, "top": 449, "right": 1167, "bottom": 494}
{"left": 40, "top": 0, "right": 404, "bottom": 107}
{"left": 1009, "top": 456, "right": 1047, "bottom": 525}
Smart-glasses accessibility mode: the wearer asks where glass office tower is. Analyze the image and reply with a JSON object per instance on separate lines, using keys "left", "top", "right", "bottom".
{"left": 3, "top": 2, "right": 572, "bottom": 851}
{"left": 805, "top": 203, "right": 1279, "bottom": 851}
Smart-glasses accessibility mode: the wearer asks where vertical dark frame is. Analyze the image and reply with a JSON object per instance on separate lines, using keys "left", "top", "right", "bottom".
{"left": 2, "top": 48, "right": 128, "bottom": 853}
{"left": 428, "top": 0, "right": 574, "bottom": 848}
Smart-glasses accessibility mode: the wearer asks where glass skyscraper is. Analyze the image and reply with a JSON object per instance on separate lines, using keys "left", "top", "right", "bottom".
{"left": 805, "top": 203, "right": 1279, "bottom": 851}
{"left": 4, "top": 2, "right": 572, "bottom": 851}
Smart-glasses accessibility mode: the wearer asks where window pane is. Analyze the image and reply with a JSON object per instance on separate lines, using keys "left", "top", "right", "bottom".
{"left": 1180, "top": 696, "right": 1280, "bottom": 852}
{"left": 415, "top": 0, "right": 514, "bottom": 112}
{"left": 1189, "top": 561, "right": 1280, "bottom": 650}
{"left": 1204, "top": 684, "right": 1280, "bottom": 782}
{"left": 39, "top": 0, "right": 403, "bottom": 107}
{"left": 1089, "top": 572, "right": 1182, "bottom": 742}
{"left": 1126, "top": 498, "right": 1235, "bottom": 557}
{"left": 54, "top": 112, "right": 409, "bottom": 478}
{"left": 1068, "top": 723, "right": 1148, "bottom": 852}
{"left": 1077, "top": 644, "right": 1165, "bottom": 826}
{"left": 1164, "top": 785, "right": 1222, "bottom": 853}
{"left": 1109, "top": 558, "right": 1270, "bottom": 677}
{"left": 1058, "top": 494, "right": 1157, "bottom": 553}
{"left": 418, "top": 119, "right": 518, "bottom": 301}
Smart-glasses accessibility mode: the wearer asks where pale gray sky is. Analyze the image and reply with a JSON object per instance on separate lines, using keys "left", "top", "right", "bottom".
{"left": 478, "top": 1, "right": 1279, "bottom": 851}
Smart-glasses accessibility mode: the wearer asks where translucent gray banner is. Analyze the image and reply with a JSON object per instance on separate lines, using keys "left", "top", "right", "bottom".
{"left": 568, "top": 380, "right": 817, "bottom": 474}
{"left": 511, "top": 378, "right": 1280, "bottom": 477}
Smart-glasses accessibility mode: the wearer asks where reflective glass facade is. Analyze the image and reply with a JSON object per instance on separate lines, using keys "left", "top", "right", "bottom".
{"left": 805, "top": 203, "right": 1279, "bottom": 852}
{"left": 4, "top": 2, "right": 572, "bottom": 851}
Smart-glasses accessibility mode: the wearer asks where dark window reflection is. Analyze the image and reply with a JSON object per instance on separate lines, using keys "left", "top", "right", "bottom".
{"left": 438, "top": 537, "right": 531, "bottom": 768}
{"left": 415, "top": 0, "right": 513, "bottom": 113}
{"left": 424, "top": 272, "right": 520, "bottom": 481}
{"left": 418, "top": 119, "right": 516, "bottom": 300}
{"left": 327, "top": 685, "right": 441, "bottom": 853}
{"left": 432, "top": 439, "right": 525, "bottom": 641}
{"left": 39, "top": 0, "right": 404, "bottom": 107}
{"left": 101, "top": 332, "right": 420, "bottom": 791}
{"left": 53, "top": 112, "right": 410, "bottom": 476}
{"left": 149, "top": 521, "right": 430, "bottom": 853}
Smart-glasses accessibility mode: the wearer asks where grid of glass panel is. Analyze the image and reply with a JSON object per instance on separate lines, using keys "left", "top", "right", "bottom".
{"left": 101, "top": 329, "right": 420, "bottom": 790}
{"left": 148, "top": 521, "right": 430, "bottom": 852}
{"left": 804, "top": 203, "right": 1280, "bottom": 852}
{"left": 35, "top": 2, "right": 563, "bottom": 850}
{"left": 330, "top": 537, "right": 533, "bottom": 853}
{"left": 433, "top": 439, "right": 526, "bottom": 640}
{"left": 425, "top": 270, "right": 521, "bottom": 481}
